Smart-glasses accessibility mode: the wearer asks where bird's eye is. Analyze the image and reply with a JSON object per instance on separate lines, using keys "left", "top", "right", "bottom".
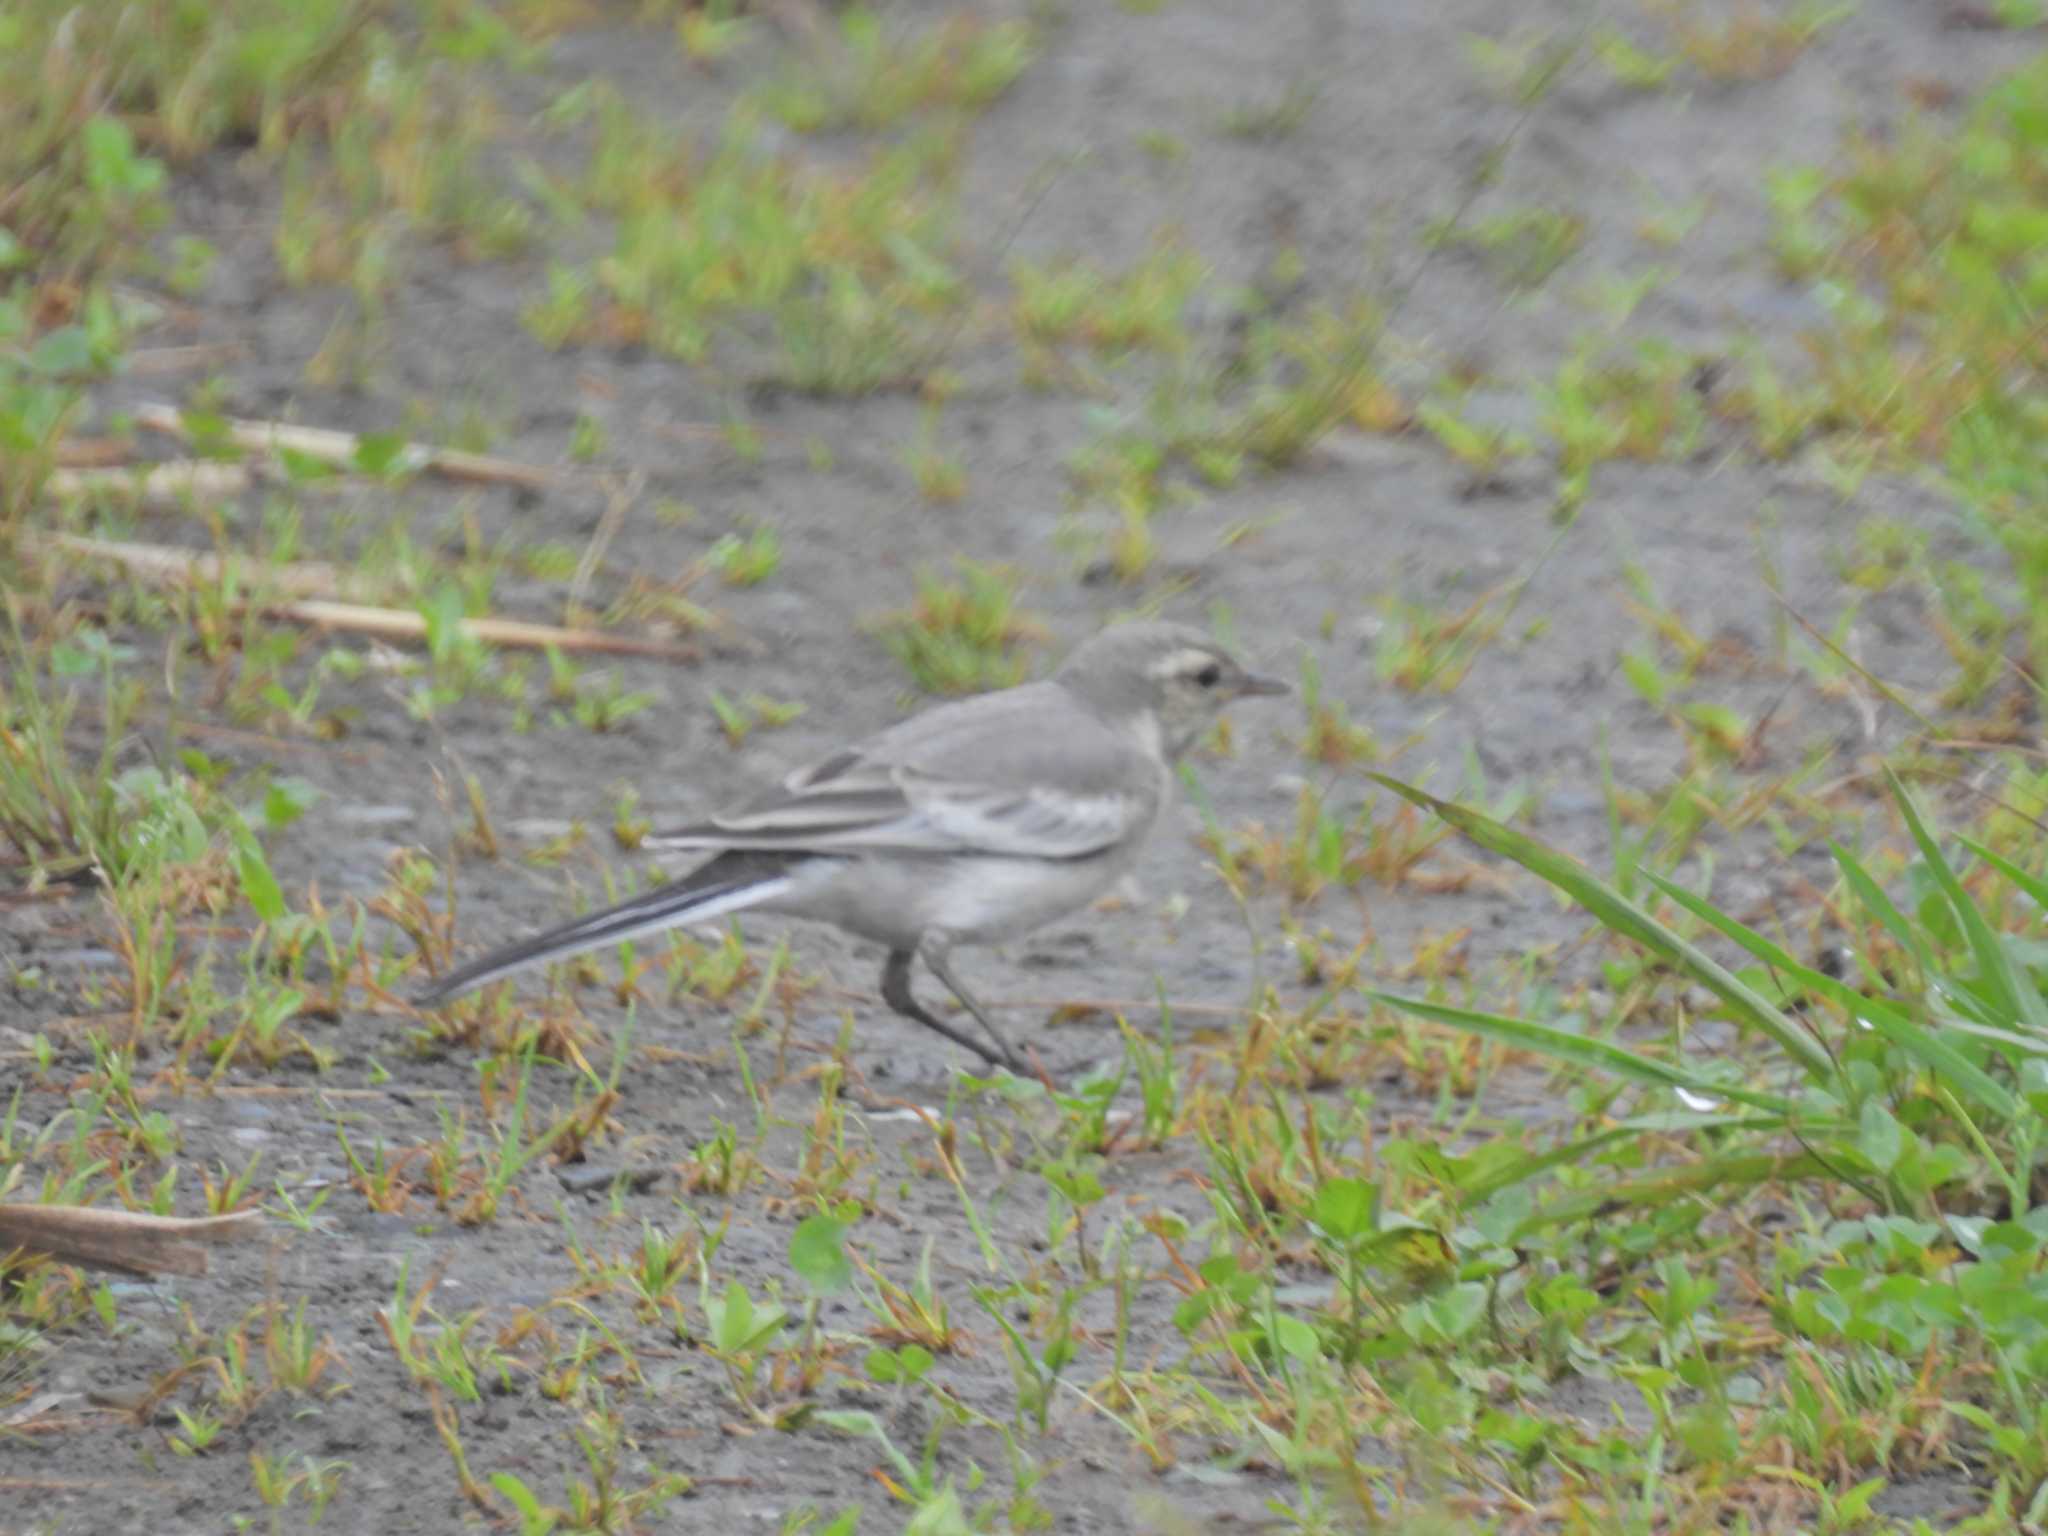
{"left": 1194, "top": 662, "right": 1223, "bottom": 688}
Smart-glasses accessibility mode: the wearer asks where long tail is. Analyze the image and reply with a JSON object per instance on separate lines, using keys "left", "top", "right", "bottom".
{"left": 413, "top": 855, "right": 796, "bottom": 1006}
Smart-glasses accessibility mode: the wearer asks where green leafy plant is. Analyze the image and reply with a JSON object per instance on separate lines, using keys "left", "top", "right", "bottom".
{"left": 1368, "top": 767, "right": 2048, "bottom": 1482}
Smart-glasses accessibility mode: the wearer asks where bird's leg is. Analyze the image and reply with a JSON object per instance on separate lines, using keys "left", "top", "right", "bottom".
{"left": 880, "top": 949, "right": 1018, "bottom": 1072}
{"left": 917, "top": 942, "right": 1026, "bottom": 1073}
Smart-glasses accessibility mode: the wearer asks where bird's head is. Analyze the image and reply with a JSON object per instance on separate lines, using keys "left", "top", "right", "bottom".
{"left": 1055, "top": 620, "right": 1290, "bottom": 759}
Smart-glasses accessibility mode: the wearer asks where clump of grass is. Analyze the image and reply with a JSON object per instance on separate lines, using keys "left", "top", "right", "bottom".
{"left": 905, "top": 424, "right": 968, "bottom": 504}
{"left": 677, "top": 0, "right": 751, "bottom": 63}
{"left": 0, "top": 619, "right": 366, "bottom": 1064}
{"left": 0, "top": 1290, "right": 46, "bottom": 1413}
{"left": 1327, "top": 763, "right": 2048, "bottom": 1508}
{"left": 272, "top": 61, "right": 530, "bottom": 296}
{"left": 1590, "top": 27, "right": 1681, "bottom": 91}
{"left": 1464, "top": 29, "right": 1584, "bottom": 105}
{"left": 1412, "top": 396, "right": 1532, "bottom": 490}
{"left": 1064, "top": 294, "right": 1400, "bottom": 518}
{"left": 772, "top": 270, "right": 928, "bottom": 395}
{"left": 755, "top": 7, "right": 1034, "bottom": 133}
{"left": 0, "top": 625, "right": 146, "bottom": 886}
{"left": 528, "top": 88, "right": 960, "bottom": 389}
{"left": 1296, "top": 655, "right": 1378, "bottom": 768}
{"left": 1373, "top": 586, "right": 1515, "bottom": 694}
{"left": 1539, "top": 336, "right": 1707, "bottom": 509}
{"left": 2, "top": 0, "right": 525, "bottom": 313}
{"left": 1380, "top": 762, "right": 2048, "bottom": 1223}
{"left": 876, "top": 560, "right": 1041, "bottom": 695}
{"left": 1012, "top": 242, "right": 1206, "bottom": 356}
{"left": 1740, "top": 55, "right": 2048, "bottom": 670}
{"left": 709, "top": 690, "right": 805, "bottom": 748}
{"left": 1428, "top": 205, "right": 1586, "bottom": 290}
{"left": 1102, "top": 490, "right": 1159, "bottom": 585}
{"left": 708, "top": 524, "right": 781, "bottom": 587}
{"left": 1227, "top": 299, "right": 1408, "bottom": 466}
{"left": 1661, "top": 0, "right": 1853, "bottom": 82}
{"left": 0, "top": 0, "right": 358, "bottom": 279}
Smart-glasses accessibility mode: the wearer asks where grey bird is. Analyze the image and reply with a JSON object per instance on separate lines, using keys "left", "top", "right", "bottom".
{"left": 414, "top": 620, "right": 1288, "bottom": 1071}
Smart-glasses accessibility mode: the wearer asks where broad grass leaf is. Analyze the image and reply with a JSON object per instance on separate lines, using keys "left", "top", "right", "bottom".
{"left": 1368, "top": 773, "right": 1834, "bottom": 1079}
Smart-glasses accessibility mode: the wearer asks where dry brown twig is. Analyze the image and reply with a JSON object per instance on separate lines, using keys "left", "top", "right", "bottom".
{"left": 39, "top": 402, "right": 559, "bottom": 509}
{"left": 567, "top": 469, "right": 644, "bottom": 625}
{"left": 134, "top": 401, "right": 559, "bottom": 491}
{"left": 286, "top": 598, "right": 698, "bottom": 658}
{"left": 36, "top": 533, "right": 699, "bottom": 660}
{"left": 51, "top": 436, "right": 137, "bottom": 469}
{"left": 41, "top": 461, "right": 252, "bottom": 511}
{"left": 40, "top": 532, "right": 348, "bottom": 598}
{"left": 0, "top": 1204, "right": 263, "bottom": 1279}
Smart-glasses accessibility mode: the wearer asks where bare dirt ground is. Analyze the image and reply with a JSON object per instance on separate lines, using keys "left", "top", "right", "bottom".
{"left": 5, "top": 3, "right": 2039, "bottom": 1532}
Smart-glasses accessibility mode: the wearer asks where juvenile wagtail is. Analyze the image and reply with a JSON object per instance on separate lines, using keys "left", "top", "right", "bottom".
{"left": 415, "top": 620, "right": 1288, "bottom": 1071}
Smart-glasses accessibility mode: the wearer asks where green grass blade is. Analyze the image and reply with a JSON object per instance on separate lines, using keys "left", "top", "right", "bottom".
{"left": 1364, "top": 990, "right": 1801, "bottom": 1115}
{"left": 1511, "top": 1150, "right": 1831, "bottom": 1238}
{"left": 1958, "top": 834, "right": 2048, "bottom": 918}
{"left": 1886, "top": 767, "right": 2048, "bottom": 1037}
{"left": 1467, "top": 1126, "right": 1639, "bottom": 1202}
{"left": 1368, "top": 773, "right": 1835, "bottom": 1079}
{"left": 1829, "top": 839, "right": 1936, "bottom": 981}
{"left": 1922, "top": 1011, "right": 2048, "bottom": 1058}
{"left": 1831, "top": 838, "right": 1996, "bottom": 1027}
{"left": 1463, "top": 1114, "right": 1788, "bottom": 1202}
{"left": 1855, "top": 1006, "right": 2020, "bottom": 1121}
{"left": 1637, "top": 869, "right": 1799, "bottom": 973}
{"left": 1643, "top": 869, "right": 2019, "bottom": 1120}
{"left": 1600, "top": 727, "right": 1628, "bottom": 896}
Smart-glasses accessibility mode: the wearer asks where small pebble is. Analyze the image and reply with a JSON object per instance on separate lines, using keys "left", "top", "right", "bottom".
{"left": 332, "top": 805, "right": 416, "bottom": 827}
{"left": 554, "top": 1165, "right": 665, "bottom": 1195}
{"left": 39, "top": 948, "right": 119, "bottom": 970}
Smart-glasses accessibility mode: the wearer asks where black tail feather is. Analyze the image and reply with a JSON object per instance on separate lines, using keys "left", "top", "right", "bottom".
{"left": 413, "top": 858, "right": 792, "bottom": 1006}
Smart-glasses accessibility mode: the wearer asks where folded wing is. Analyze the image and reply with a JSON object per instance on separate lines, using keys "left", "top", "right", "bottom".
{"left": 647, "top": 683, "right": 1158, "bottom": 861}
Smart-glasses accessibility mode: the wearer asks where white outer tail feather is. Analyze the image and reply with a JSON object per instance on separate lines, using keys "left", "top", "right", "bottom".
{"left": 416, "top": 874, "right": 795, "bottom": 1003}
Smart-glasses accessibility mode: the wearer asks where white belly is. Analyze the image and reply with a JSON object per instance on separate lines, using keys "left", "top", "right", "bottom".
{"left": 767, "top": 845, "right": 1144, "bottom": 950}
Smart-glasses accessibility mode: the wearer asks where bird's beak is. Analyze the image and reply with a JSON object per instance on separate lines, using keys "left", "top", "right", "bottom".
{"left": 1236, "top": 672, "right": 1291, "bottom": 699}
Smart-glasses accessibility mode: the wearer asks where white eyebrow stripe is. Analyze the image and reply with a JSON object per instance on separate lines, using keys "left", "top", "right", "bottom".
{"left": 1148, "top": 647, "right": 1218, "bottom": 679}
